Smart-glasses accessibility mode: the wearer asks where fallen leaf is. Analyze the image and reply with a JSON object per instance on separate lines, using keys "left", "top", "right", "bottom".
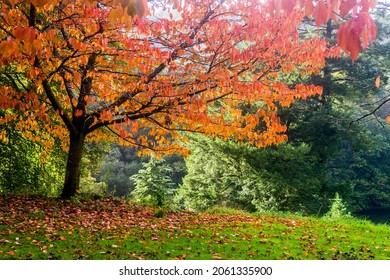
{"left": 375, "top": 76, "right": 380, "bottom": 88}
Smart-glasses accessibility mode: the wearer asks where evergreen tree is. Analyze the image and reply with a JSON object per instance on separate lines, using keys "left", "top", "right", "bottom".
{"left": 131, "top": 156, "right": 176, "bottom": 216}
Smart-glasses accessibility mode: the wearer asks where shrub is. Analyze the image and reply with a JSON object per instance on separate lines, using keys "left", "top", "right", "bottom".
{"left": 324, "top": 192, "right": 351, "bottom": 219}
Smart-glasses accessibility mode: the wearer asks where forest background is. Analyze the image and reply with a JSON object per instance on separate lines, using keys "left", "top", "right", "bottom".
{"left": 0, "top": 0, "right": 389, "bottom": 221}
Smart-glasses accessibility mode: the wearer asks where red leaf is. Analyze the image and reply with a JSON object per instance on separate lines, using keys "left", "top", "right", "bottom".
{"left": 359, "top": 13, "right": 377, "bottom": 49}
{"left": 361, "top": 0, "right": 370, "bottom": 12}
{"left": 337, "top": 19, "right": 363, "bottom": 62}
{"left": 330, "top": 0, "right": 342, "bottom": 22}
{"left": 273, "top": 0, "right": 282, "bottom": 17}
{"left": 13, "top": 27, "right": 37, "bottom": 41}
{"left": 340, "top": 0, "right": 357, "bottom": 17}
{"left": 337, "top": 23, "right": 348, "bottom": 53}
{"left": 282, "top": 0, "right": 297, "bottom": 15}
{"left": 313, "top": 0, "right": 330, "bottom": 27}
{"left": 347, "top": 31, "right": 361, "bottom": 63}
{"left": 304, "top": 0, "right": 314, "bottom": 17}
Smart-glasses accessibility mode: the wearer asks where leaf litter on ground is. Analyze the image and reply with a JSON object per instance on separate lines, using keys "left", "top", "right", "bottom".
{"left": 1, "top": 195, "right": 390, "bottom": 260}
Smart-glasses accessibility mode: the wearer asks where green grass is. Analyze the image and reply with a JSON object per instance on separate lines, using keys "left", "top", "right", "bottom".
{"left": 1, "top": 195, "right": 390, "bottom": 260}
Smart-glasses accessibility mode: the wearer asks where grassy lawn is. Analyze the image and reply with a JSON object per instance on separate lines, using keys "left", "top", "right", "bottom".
{"left": 1, "top": 195, "right": 390, "bottom": 260}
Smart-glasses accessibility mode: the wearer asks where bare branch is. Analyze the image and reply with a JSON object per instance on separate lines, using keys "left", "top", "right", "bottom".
{"left": 351, "top": 95, "right": 390, "bottom": 126}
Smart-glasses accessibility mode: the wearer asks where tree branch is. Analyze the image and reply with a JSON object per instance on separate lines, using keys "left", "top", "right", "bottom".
{"left": 351, "top": 96, "right": 390, "bottom": 126}
{"left": 41, "top": 79, "right": 77, "bottom": 135}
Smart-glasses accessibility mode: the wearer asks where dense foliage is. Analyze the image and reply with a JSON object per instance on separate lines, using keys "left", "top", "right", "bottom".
{"left": 170, "top": 6, "right": 390, "bottom": 215}
{"left": 2, "top": 0, "right": 390, "bottom": 265}
{"left": 1, "top": 0, "right": 339, "bottom": 198}
{"left": 175, "top": 137, "right": 324, "bottom": 214}
{"left": 0, "top": 1, "right": 388, "bottom": 218}
{"left": 0, "top": 122, "right": 65, "bottom": 196}
{"left": 131, "top": 156, "right": 175, "bottom": 209}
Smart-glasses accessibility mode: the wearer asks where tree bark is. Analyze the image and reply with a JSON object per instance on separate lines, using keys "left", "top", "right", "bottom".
{"left": 61, "top": 132, "right": 86, "bottom": 199}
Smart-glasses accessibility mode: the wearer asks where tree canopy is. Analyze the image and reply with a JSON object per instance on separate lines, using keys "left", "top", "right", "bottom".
{"left": 0, "top": 0, "right": 377, "bottom": 198}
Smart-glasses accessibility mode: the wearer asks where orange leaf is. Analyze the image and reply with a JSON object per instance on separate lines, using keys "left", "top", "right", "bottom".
{"left": 30, "top": 0, "right": 53, "bottom": 6}
{"left": 119, "top": 129, "right": 128, "bottom": 139}
{"left": 109, "top": 6, "right": 124, "bottom": 23}
{"left": 386, "top": 116, "right": 390, "bottom": 123}
{"left": 75, "top": 109, "right": 84, "bottom": 117}
{"left": 375, "top": 76, "right": 380, "bottom": 88}
{"left": 71, "top": 98, "right": 77, "bottom": 107}
{"left": 131, "top": 121, "right": 139, "bottom": 133}
{"left": 361, "top": 28, "right": 369, "bottom": 50}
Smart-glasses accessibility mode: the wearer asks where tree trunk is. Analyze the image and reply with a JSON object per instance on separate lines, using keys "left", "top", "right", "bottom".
{"left": 61, "top": 132, "right": 85, "bottom": 199}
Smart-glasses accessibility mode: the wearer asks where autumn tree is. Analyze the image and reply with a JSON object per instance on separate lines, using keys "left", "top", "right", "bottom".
{"left": 0, "top": 0, "right": 376, "bottom": 198}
